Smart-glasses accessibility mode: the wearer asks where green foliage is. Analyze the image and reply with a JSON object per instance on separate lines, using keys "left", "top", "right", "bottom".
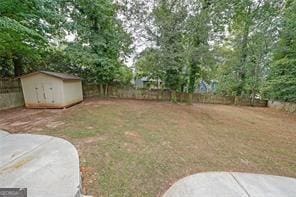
{"left": 135, "top": 48, "right": 163, "bottom": 81}
{"left": 151, "top": 0, "right": 187, "bottom": 91}
{"left": 0, "top": 0, "right": 132, "bottom": 86}
{"left": 216, "top": 0, "right": 282, "bottom": 98}
{"left": 264, "top": 0, "right": 296, "bottom": 102}
{"left": 66, "top": 0, "right": 132, "bottom": 85}
{"left": 265, "top": 58, "right": 296, "bottom": 102}
{"left": 115, "top": 65, "right": 133, "bottom": 86}
{"left": 133, "top": 0, "right": 224, "bottom": 93}
{"left": 0, "top": 0, "right": 65, "bottom": 76}
{"left": 0, "top": 0, "right": 294, "bottom": 101}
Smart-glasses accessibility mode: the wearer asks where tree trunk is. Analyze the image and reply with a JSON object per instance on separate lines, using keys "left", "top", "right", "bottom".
{"left": 251, "top": 88, "right": 255, "bottom": 106}
{"left": 171, "top": 90, "right": 177, "bottom": 103}
{"left": 13, "top": 54, "right": 23, "bottom": 77}
{"left": 251, "top": 61, "right": 259, "bottom": 107}
{"left": 99, "top": 84, "right": 104, "bottom": 97}
{"left": 188, "top": 63, "right": 200, "bottom": 95}
{"left": 187, "top": 93, "right": 193, "bottom": 105}
{"left": 237, "top": 6, "right": 252, "bottom": 96}
{"left": 104, "top": 84, "right": 108, "bottom": 97}
{"left": 234, "top": 96, "right": 239, "bottom": 105}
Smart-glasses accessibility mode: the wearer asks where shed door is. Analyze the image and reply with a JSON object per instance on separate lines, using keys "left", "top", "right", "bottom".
{"left": 35, "top": 84, "right": 55, "bottom": 104}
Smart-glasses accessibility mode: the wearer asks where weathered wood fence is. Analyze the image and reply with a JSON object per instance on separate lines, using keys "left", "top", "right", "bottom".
{"left": 83, "top": 84, "right": 268, "bottom": 107}
{"left": 268, "top": 101, "right": 296, "bottom": 113}
{"left": 0, "top": 80, "right": 270, "bottom": 111}
{"left": 0, "top": 79, "right": 24, "bottom": 110}
{"left": 0, "top": 79, "right": 22, "bottom": 94}
{"left": 4, "top": 79, "right": 295, "bottom": 111}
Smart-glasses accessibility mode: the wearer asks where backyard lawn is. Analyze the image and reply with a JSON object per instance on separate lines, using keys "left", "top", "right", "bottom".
{"left": 0, "top": 98, "right": 295, "bottom": 196}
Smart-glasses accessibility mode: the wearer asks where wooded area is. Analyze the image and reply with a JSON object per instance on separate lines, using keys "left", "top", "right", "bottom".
{"left": 0, "top": 0, "right": 295, "bottom": 102}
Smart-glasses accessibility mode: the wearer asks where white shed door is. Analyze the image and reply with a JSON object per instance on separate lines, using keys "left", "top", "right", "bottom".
{"left": 35, "top": 84, "right": 55, "bottom": 104}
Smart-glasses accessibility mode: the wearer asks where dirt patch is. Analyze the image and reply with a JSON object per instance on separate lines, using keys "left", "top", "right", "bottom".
{"left": 0, "top": 108, "right": 63, "bottom": 133}
{"left": 80, "top": 166, "right": 97, "bottom": 194}
{"left": 124, "top": 131, "right": 143, "bottom": 143}
{"left": 46, "top": 121, "right": 65, "bottom": 129}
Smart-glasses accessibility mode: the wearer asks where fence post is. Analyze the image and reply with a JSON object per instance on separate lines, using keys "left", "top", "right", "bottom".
{"left": 234, "top": 96, "right": 239, "bottom": 105}
{"left": 187, "top": 93, "right": 193, "bottom": 105}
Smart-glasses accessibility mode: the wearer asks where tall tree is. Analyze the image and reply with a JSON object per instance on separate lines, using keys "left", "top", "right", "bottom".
{"left": 216, "top": 0, "right": 282, "bottom": 100}
{"left": 152, "top": 0, "right": 188, "bottom": 101}
{"left": 265, "top": 0, "right": 296, "bottom": 102}
{"left": 66, "top": 0, "right": 132, "bottom": 92}
{"left": 135, "top": 48, "right": 163, "bottom": 82}
{"left": 125, "top": 0, "right": 229, "bottom": 98}
{"left": 0, "top": 0, "right": 65, "bottom": 77}
{"left": 182, "top": 0, "right": 229, "bottom": 103}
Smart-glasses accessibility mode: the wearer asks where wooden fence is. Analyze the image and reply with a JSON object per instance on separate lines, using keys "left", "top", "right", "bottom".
{"left": 83, "top": 84, "right": 268, "bottom": 107}
{"left": 0, "top": 78, "right": 22, "bottom": 93}
{"left": 268, "top": 101, "right": 296, "bottom": 113}
{"left": 0, "top": 81, "right": 268, "bottom": 111}
{"left": 0, "top": 79, "right": 24, "bottom": 110}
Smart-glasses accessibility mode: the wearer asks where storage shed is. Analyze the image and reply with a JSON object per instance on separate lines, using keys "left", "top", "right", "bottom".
{"left": 20, "top": 71, "right": 83, "bottom": 108}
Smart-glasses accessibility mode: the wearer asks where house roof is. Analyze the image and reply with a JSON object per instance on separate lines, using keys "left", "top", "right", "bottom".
{"left": 20, "top": 71, "right": 81, "bottom": 81}
{"left": 138, "top": 77, "right": 162, "bottom": 82}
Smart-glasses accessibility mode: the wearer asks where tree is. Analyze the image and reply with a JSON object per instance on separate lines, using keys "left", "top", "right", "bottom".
{"left": 182, "top": 0, "right": 228, "bottom": 103}
{"left": 122, "top": 0, "right": 230, "bottom": 100}
{"left": 135, "top": 48, "right": 163, "bottom": 87}
{"left": 152, "top": 0, "right": 188, "bottom": 100}
{"left": 0, "top": 0, "right": 132, "bottom": 89}
{"left": 0, "top": 0, "right": 65, "bottom": 77}
{"left": 264, "top": 0, "right": 296, "bottom": 102}
{"left": 216, "top": 0, "right": 282, "bottom": 102}
{"left": 65, "top": 0, "right": 132, "bottom": 92}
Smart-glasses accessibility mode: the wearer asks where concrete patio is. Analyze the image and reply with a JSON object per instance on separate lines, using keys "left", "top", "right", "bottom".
{"left": 0, "top": 130, "right": 81, "bottom": 197}
{"left": 163, "top": 172, "right": 296, "bottom": 197}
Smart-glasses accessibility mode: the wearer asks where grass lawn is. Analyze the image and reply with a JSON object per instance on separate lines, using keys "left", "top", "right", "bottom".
{"left": 0, "top": 98, "right": 295, "bottom": 196}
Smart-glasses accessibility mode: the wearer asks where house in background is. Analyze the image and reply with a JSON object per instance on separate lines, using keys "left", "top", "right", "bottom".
{"left": 134, "top": 77, "right": 162, "bottom": 89}
{"left": 20, "top": 71, "right": 83, "bottom": 108}
{"left": 197, "top": 80, "right": 218, "bottom": 94}
{"left": 198, "top": 80, "right": 209, "bottom": 93}
{"left": 134, "top": 77, "right": 218, "bottom": 93}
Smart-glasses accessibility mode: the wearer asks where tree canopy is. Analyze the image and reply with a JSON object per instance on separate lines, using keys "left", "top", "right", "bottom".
{"left": 0, "top": 0, "right": 132, "bottom": 87}
{"left": 264, "top": 0, "right": 296, "bottom": 102}
{"left": 0, "top": 0, "right": 295, "bottom": 102}
{"left": 0, "top": 0, "right": 64, "bottom": 76}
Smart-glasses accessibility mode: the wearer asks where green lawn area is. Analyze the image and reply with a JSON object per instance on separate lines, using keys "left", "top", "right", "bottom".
{"left": 1, "top": 99, "right": 295, "bottom": 196}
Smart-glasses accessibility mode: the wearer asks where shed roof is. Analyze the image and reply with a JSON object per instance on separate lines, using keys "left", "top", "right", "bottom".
{"left": 20, "top": 71, "right": 81, "bottom": 81}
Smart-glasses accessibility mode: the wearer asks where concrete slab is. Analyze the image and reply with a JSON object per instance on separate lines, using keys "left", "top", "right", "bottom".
{"left": 163, "top": 172, "right": 296, "bottom": 197}
{"left": 0, "top": 131, "right": 81, "bottom": 197}
{"left": 163, "top": 172, "right": 248, "bottom": 197}
{"left": 231, "top": 172, "right": 296, "bottom": 197}
{"left": 0, "top": 129, "right": 9, "bottom": 138}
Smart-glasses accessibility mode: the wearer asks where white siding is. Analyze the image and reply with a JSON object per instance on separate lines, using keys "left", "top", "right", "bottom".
{"left": 63, "top": 80, "right": 83, "bottom": 106}
{"left": 21, "top": 74, "right": 64, "bottom": 108}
